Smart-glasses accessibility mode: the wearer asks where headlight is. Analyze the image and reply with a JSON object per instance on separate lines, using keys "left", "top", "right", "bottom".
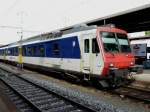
{"left": 130, "top": 62, "right": 134, "bottom": 65}
{"left": 110, "top": 63, "right": 114, "bottom": 67}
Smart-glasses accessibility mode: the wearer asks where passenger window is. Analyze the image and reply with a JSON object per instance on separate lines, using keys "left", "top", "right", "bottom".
{"left": 14, "top": 47, "right": 18, "bottom": 56}
{"left": 92, "top": 38, "right": 99, "bottom": 53}
{"left": 0, "top": 51, "right": 1, "bottom": 55}
{"left": 39, "top": 45, "right": 45, "bottom": 57}
{"left": 8, "top": 49, "right": 11, "bottom": 55}
{"left": 52, "top": 43, "right": 60, "bottom": 56}
{"left": 27, "top": 47, "right": 32, "bottom": 56}
{"left": 32, "top": 46, "right": 37, "bottom": 56}
{"left": 13, "top": 48, "right": 15, "bottom": 56}
{"left": 84, "top": 39, "right": 89, "bottom": 53}
{"left": 23, "top": 47, "right": 26, "bottom": 56}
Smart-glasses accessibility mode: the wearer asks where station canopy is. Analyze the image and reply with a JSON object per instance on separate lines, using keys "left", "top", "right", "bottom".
{"left": 86, "top": 4, "right": 150, "bottom": 33}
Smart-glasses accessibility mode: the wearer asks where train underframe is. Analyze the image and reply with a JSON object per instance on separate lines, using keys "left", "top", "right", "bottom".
{"left": 0, "top": 59, "right": 143, "bottom": 88}
{"left": 96, "top": 65, "right": 143, "bottom": 88}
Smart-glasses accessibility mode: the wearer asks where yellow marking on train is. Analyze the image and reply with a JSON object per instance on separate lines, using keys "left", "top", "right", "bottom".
{"left": 18, "top": 47, "right": 22, "bottom": 64}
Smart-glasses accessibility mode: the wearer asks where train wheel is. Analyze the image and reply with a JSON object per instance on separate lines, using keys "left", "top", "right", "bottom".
{"left": 92, "top": 79, "right": 109, "bottom": 89}
{"left": 108, "top": 77, "right": 123, "bottom": 88}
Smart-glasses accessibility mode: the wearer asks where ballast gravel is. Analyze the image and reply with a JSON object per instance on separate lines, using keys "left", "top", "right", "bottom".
{"left": 21, "top": 74, "right": 149, "bottom": 112}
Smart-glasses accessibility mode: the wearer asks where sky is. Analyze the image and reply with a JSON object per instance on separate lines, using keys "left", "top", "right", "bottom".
{"left": 0, "top": 0, "right": 150, "bottom": 45}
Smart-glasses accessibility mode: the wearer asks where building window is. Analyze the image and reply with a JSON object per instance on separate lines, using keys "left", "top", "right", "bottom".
{"left": 52, "top": 43, "right": 60, "bottom": 56}
{"left": 84, "top": 39, "right": 89, "bottom": 53}
{"left": 92, "top": 38, "right": 99, "bottom": 53}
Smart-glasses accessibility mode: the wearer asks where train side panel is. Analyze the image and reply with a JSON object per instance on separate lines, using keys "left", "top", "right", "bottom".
{"left": 0, "top": 29, "right": 104, "bottom": 77}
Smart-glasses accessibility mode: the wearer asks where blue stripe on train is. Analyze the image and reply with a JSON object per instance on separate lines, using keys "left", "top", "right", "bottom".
{"left": 44, "top": 36, "right": 81, "bottom": 58}
{"left": 0, "top": 36, "right": 81, "bottom": 59}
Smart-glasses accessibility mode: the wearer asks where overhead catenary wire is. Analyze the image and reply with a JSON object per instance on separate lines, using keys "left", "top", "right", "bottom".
{"left": 0, "top": 25, "right": 43, "bottom": 33}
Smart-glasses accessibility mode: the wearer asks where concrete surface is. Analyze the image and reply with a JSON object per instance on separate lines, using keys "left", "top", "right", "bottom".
{"left": 133, "top": 69, "right": 150, "bottom": 83}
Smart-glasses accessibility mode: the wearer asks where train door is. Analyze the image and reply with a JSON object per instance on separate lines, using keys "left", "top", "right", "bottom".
{"left": 81, "top": 34, "right": 92, "bottom": 74}
{"left": 91, "top": 38, "right": 103, "bottom": 75}
{"left": 81, "top": 34, "right": 104, "bottom": 76}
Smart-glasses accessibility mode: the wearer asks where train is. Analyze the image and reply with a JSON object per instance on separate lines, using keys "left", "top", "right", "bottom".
{"left": 130, "top": 36, "right": 150, "bottom": 68}
{"left": 0, "top": 24, "right": 140, "bottom": 87}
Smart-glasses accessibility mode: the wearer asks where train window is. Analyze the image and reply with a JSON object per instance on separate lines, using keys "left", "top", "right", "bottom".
{"left": 14, "top": 47, "right": 18, "bottom": 56}
{"left": 0, "top": 50, "right": 1, "bottom": 55}
{"left": 84, "top": 39, "right": 89, "bottom": 53}
{"left": 4, "top": 50, "right": 6, "bottom": 55}
{"left": 92, "top": 38, "right": 99, "bottom": 53}
{"left": 147, "top": 47, "right": 150, "bottom": 53}
{"left": 2, "top": 50, "right": 4, "bottom": 55}
{"left": 10, "top": 49, "right": 12, "bottom": 55}
{"left": 7, "top": 49, "right": 11, "bottom": 55}
{"left": 32, "top": 46, "right": 37, "bottom": 56}
{"left": 101, "top": 32, "right": 119, "bottom": 52}
{"left": 117, "top": 33, "right": 131, "bottom": 52}
{"left": 22, "top": 47, "right": 26, "bottom": 56}
{"left": 12, "top": 48, "right": 14, "bottom": 55}
{"left": 38, "top": 45, "right": 45, "bottom": 57}
{"left": 52, "top": 43, "right": 60, "bottom": 56}
{"left": 27, "top": 47, "right": 32, "bottom": 56}
{"left": 12, "top": 48, "right": 14, "bottom": 56}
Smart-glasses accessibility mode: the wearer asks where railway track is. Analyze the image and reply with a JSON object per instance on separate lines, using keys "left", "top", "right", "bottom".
{"left": 0, "top": 66, "right": 149, "bottom": 112}
{"left": 111, "top": 86, "right": 150, "bottom": 103}
{"left": 0, "top": 70, "right": 97, "bottom": 112}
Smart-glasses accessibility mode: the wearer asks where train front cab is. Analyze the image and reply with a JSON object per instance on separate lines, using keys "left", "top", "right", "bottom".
{"left": 96, "top": 26, "right": 140, "bottom": 87}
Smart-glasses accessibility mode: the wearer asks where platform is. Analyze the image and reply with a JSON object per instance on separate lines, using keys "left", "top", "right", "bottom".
{"left": 129, "top": 69, "right": 150, "bottom": 90}
{"left": 133, "top": 69, "right": 150, "bottom": 82}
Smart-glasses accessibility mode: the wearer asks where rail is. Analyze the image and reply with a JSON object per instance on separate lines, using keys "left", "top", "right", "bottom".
{"left": 0, "top": 69, "right": 97, "bottom": 112}
{"left": 111, "top": 86, "right": 150, "bottom": 103}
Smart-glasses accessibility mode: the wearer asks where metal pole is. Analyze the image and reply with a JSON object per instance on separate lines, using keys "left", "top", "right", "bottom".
{"left": 17, "top": 11, "right": 25, "bottom": 69}
{"left": 104, "top": 19, "right": 106, "bottom": 25}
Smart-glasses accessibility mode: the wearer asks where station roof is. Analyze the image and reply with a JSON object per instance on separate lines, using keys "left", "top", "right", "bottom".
{"left": 86, "top": 4, "right": 150, "bottom": 33}
{"left": 1, "top": 3, "right": 150, "bottom": 47}
{"left": 129, "top": 35, "right": 150, "bottom": 40}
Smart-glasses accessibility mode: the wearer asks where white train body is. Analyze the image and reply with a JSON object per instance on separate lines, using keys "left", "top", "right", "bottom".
{"left": 0, "top": 27, "right": 103, "bottom": 75}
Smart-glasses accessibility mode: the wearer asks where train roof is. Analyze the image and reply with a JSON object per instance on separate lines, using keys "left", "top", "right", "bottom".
{"left": 16, "top": 25, "right": 97, "bottom": 44}
{"left": 0, "top": 24, "right": 97, "bottom": 49}
{"left": 0, "top": 24, "right": 120, "bottom": 48}
{"left": 19, "top": 24, "right": 118, "bottom": 44}
{"left": 0, "top": 44, "right": 8, "bottom": 48}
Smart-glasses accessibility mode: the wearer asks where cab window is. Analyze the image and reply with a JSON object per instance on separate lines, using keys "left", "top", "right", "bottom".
{"left": 92, "top": 38, "right": 99, "bottom": 53}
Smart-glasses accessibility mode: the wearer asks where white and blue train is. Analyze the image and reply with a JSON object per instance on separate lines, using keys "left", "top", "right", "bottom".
{"left": 0, "top": 25, "right": 138, "bottom": 87}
